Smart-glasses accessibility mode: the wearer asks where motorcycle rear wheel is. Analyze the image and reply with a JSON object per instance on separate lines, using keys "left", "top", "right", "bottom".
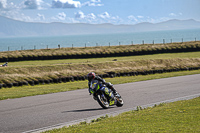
{"left": 97, "top": 94, "right": 109, "bottom": 109}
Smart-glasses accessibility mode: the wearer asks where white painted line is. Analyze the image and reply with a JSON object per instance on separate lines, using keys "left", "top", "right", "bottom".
{"left": 23, "top": 93, "right": 200, "bottom": 133}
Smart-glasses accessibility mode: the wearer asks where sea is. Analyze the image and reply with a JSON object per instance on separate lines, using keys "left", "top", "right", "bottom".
{"left": 0, "top": 28, "right": 200, "bottom": 52}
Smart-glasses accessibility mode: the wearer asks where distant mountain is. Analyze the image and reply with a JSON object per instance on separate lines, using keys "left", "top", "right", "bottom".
{"left": 0, "top": 16, "right": 200, "bottom": 37}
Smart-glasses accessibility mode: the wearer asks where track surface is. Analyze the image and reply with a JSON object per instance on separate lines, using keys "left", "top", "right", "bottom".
{"left": 0, "top": 74, "right": 200, "bottom": 133}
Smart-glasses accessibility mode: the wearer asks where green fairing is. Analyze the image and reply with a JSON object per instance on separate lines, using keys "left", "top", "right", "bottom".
{"left": 96, "top": 84, "right": 100, "bottom": 90}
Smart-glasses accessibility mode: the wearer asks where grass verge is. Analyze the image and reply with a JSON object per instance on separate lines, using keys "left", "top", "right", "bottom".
{"left": 1, "top": 52, "right": 200, "bottom": 85}
{"left": 1, "top": 69, "right": 200, "bottom": 100}
{"left": 43, "top": 97, "right": 200, "bottom": 133}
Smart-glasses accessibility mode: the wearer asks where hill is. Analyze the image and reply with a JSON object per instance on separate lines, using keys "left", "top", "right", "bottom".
{"left": 0, "top": 16, "right": 200, "bottom": 37}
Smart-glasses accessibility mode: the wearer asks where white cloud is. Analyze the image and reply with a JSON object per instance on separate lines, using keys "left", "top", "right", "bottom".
{"left": 98, "top": 12, "right": 110, "bottom": 19}
{"left": 128, "top": 15, "right": 138, "bottom": 22}
{"left": 0, "top": 0, "right": 48, "bottom": 10}
{"left": 51, "top": 12, "right": 67, "bottom": 21}
{"left": 127, "top": 15, "right": 159, "bottom": 24}
{"left": 52, "top": 0, "right": 81, "bottom": 8}
{"left": 0, "top": 0, "right": 7, "bottom": 9}
{"left": 87, "top": 13, "right": 96, "bottom": 19}
{"left": 1, "top": 10, "right": 33, "bottom": 22}
{"left": 137, "top": 16, "right": 144, "bottom": 19}
{"left": 146, "top": 17, "right": 156, "bottom": 23}
{"left": 96, "top": 12, "right": 122, "bottom": 24}
{"left": 127, "top": 15, "right": 170, "bottom": 24}
{"left": 82, "top": 0, "right": 103, "bottom": 7}
{"left": 75, "top": 11, "right": 96, "bottom": 22}
{"left": 91, "top": 0, "right": 101, "bottom": 2}
{"left": 57, "top": 12, "right": 66, "bottom": 20}
{"left": 156, "top": 17, "right": 170, "bottom": 23}
{"left": 75, "top": 11, "right": 85, "bottom": 19}
{"left": 10, "top": 2, "right": 17, "bottom": 8}
{"left": 169, "top": 13, "right": 176, "bottom": 17}
{"left": 23, "top": 0, "right": 43, "bottom": 9}
{"left": 37, "top": 13, "right": 45, "bottom": 20}
{"left": 169, "top": 12, "right": 183, "bottom": 17}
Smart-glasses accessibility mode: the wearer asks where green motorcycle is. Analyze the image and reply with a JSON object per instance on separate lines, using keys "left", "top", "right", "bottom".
{"left": 90, "top": 80, "right": 124, "bottom": 109}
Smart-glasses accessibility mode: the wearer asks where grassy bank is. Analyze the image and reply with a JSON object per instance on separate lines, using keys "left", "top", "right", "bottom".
{"left": 44, "top": 97, "right": 200, "bottom": 133}
{"left": 1, "top": 52, "right": 200, "bottom": 86}
{"left": 1, "top": 69, "right": 200, "bottom": 100}
{"left": 6, "top": 51, "right": 200, "bottom": 66}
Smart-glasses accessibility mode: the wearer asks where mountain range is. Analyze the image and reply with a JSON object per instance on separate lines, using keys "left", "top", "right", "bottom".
{"left": 0, "top": 16, "right": 200, "bottom": 37}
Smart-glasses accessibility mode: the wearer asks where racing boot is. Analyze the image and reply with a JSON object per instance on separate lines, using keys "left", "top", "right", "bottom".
{"left": 111, "top": 87, "right": 118, "bottom": 96}
{"left": 109, "top": 96, "right": 115, "bottom": 105}
{"left": 107, "top": 90, "right": 115, "bottom": 105}
{"left": 106, "top": 82, "right": 118, "bottom": 96}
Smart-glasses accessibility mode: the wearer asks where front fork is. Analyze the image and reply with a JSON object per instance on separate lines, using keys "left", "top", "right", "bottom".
{"left": 94, "top": 88, "right": 115, "bottom": 105}
{"left": 93, "top": 92, "right": 106, "bottom": 101}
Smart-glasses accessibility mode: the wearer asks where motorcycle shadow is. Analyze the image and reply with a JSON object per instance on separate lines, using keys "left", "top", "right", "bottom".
{"left": 62, "top": 107, "right": 114, "bottom": 113}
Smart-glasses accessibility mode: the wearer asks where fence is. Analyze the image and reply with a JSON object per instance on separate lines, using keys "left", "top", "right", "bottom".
{"left": 0, "top": 37, "right": 199, "bottom": 52}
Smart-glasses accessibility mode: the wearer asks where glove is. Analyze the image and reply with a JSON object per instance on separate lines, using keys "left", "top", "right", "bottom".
{"left": 89, "top": 88, "right": 94, "bottom": 94}
{"left": 105, "top": 82, "right": 113, "bottom": 88}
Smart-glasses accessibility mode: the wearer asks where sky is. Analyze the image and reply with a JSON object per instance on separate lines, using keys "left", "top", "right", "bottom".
{"left": 0, "top": 0, "right": 200, "bottom": 25}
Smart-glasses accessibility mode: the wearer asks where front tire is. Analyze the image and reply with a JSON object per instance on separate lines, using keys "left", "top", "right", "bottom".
{"left": 97, "top": 94, "right": 109, "bottom": 109}
{"left": 116, "top": 94, "right": 124, "bottom": 107}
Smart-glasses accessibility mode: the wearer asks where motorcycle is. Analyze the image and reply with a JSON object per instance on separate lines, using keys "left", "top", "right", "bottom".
{"left": 90, "top": 80, "right": 124, "bottom": 109}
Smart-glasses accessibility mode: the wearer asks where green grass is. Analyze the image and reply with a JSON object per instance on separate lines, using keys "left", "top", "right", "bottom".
{"left": 0, "top": 81, "right": 87, "bottom": 100}
{"left": 1, "top": 69, "right": 200, "bottom": 100}
{"left": 44, "top": 97, "right": 200, "bottom": 133}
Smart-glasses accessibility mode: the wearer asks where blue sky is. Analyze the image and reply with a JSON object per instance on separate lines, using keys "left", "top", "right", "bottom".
{"left": 0, "top": 0, "right": 200, "bottom": 24}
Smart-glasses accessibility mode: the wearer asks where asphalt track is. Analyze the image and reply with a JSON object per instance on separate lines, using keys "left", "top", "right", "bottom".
{"left": 0, "top": 74, "right": 200, "bottom": 133}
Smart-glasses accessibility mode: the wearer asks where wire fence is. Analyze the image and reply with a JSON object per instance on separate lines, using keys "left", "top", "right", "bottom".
{"left": 0, "top": 36, "right": 199, "bottom": 52}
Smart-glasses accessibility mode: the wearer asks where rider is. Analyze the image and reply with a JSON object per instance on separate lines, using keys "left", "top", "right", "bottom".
{"left": 87, "top": 72, "right": 118, "bottom": 96}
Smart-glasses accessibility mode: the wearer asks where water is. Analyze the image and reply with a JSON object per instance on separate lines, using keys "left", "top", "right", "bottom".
{"left": 0, "top": 29, "right": 200, "bottom": 52}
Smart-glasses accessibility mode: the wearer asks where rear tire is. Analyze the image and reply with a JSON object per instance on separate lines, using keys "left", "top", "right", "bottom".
{"left": 97, "top": 94, "right": 109, "bottom": 109}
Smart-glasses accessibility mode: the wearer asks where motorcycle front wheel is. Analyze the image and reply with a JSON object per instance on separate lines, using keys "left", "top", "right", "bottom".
{"left": 97, "top": 94, "right": 109, "bottom": 109}
{"left": 116, "top": 93, "right": 124, "bottom": 107}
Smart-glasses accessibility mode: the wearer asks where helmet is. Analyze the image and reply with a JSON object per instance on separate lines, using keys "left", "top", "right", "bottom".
{"left": 87, "top": 72, "right": 95, "bottom": 81}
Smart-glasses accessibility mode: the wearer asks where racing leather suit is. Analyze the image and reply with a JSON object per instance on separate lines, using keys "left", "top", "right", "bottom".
{"left": 88, "top": 76, "right": 117, "bottom": 95}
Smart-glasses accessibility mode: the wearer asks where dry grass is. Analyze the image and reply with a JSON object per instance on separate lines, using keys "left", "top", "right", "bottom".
{"left": 0, "top": 41, "right": 200, "bottom": 59}
{"left": 0, "top": 58, "right": 200, "bottom": 84}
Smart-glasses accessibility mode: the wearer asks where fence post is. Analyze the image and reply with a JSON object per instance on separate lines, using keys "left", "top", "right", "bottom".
{"left": 195, "top": 38, "right": 196, "bottom": 42}
{"left": 163, "top": 39, "right": 165, "bottom": 44}
{"left": 182, "top": 38, "right": 183, "bottom": 43}
{"left": 21, "top": 46, "right": 23, "bottom": 50}
{"left": 85, "top": 43, "right": 86, "bottom": 48}
{"left": 47, "top": 45, "right": 48, "bottom": 49}
{"left": 58, "top": 44, "right": 60, "bottom": 49}
{"left": 171, "top": 39, "right": 172, "bottom": 43}
{"left": 131, "top": 41, "right": 133, "bottom": 45}
{"left": 8, "top": 47, "right": 9, "bottom": 51}
{"left": 34, "top": 45, "right": 36, "bottom": 50}
{"left": 142, "top": 40, "right": 144, "bottom": 45}
{"left": 109, "top": 42, "right": 110, "bottom": 47}
{"left": 153, "top": 40, "right": 154, "bottom": 44}
{"left": 72, "top": 44, "right": 73, "bottom": 48}
{"left": 119, "top": 42, "right": 120, "bottom": 46}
